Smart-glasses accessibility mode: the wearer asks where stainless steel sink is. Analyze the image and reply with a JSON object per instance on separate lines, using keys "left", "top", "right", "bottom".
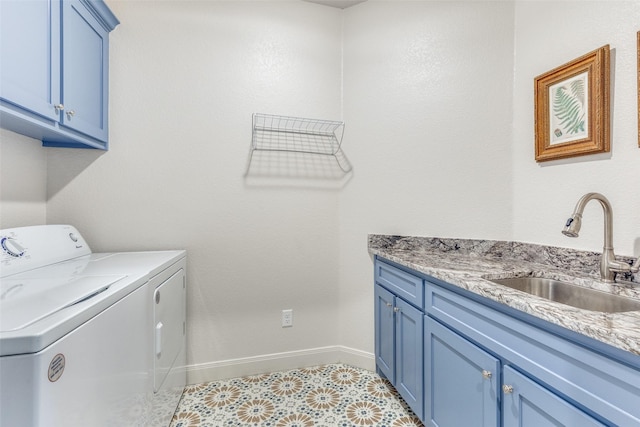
{"left": 487, "top": 277, "right": 640, "bottom": 313}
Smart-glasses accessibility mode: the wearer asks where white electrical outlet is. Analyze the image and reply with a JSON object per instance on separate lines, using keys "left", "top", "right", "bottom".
{"left": 282, "top": 309, "right": 293, "bottom": 327}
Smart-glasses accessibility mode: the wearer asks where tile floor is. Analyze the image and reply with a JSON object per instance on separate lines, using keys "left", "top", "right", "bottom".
{"left": 169, "top": 363, "right": 424, "bottom": 426}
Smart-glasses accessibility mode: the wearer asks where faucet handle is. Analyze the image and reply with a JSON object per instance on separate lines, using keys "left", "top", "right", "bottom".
{"left": 612, "top": 258, "right": 640, "bottom": 274}
{"left": 609, "top": 260, "right": 632, "bottom": 274}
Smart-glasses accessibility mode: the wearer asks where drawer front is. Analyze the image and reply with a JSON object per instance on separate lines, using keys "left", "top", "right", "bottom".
{"left": 375, "top": 259, "right": 424, "bottom": 309}
{"left": 426, "top": 283, "right": 640, "bottom": 426}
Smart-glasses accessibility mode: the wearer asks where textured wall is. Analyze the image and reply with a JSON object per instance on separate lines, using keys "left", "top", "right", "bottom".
{"left": 45, "top": 0, "right": 344, "bottom": 371}
{"left": 5, "top": 0, "right": 640, "bottom": 378}
{"left": 339, "top": 1, "right": 515, "bottom": 352}
{"left": 0, "top": 129, "right": 47, "bottom": 228}
{"left": 511, "top": 1, "right": 640, "bottom": 256}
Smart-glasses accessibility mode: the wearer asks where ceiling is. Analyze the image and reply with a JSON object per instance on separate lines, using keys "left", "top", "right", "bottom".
{"left": 303, "top": 0, "right": 367, "bottom": 9}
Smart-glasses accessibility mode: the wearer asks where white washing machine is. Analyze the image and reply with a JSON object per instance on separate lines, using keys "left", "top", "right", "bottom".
{"left": 0, "top": 225, "right": 186, "bottom": 426}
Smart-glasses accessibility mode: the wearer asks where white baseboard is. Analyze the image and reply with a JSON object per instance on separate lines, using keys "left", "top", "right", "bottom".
{"left": 186, "top": 345, "right": 375, "bottom": 385}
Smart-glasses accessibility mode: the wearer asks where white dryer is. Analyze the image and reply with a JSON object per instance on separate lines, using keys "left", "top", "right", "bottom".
{"left": 0, "top": 225, "right": 186, "bottom": 426}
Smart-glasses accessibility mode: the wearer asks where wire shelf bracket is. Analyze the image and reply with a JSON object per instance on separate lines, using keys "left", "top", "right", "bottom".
{"left": 246, "top": 113, "right": 353, "bottom": 177}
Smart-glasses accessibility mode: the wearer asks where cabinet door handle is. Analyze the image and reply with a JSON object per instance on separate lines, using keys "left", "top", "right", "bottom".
{"left": 481, "top": 370, "right": 492, "bottom": 379}
{"left": 393, "top": 307, "right": 400, "bottom": 313}
{"left": 502, "top": 384, "right": 514, "bottom": 394}
{"left": 66, "top": 110, "right": 76, "bottom": 120}
{"left": 386, "top": 302, "right": 393, "bottom": 307}
{"left": 54, "top": 104, "right": 64, "bottom": 113}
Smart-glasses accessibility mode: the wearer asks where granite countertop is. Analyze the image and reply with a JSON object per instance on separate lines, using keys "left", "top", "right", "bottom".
{"left": 368, "top": 234, "right": 640, "bottom": 356}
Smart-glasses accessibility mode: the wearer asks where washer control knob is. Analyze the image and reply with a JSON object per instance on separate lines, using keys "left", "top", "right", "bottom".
{"left": 69, "top": 233, "right": 78, "bottom": 242}
{"left": 1, "top": 237, "right": 26, "bottom": 258}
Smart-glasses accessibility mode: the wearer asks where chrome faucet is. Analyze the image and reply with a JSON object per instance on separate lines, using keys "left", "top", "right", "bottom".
{"left": 562, "top": 192, "right": 637, "bottom": 283}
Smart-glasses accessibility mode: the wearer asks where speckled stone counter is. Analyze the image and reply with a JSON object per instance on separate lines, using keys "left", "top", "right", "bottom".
{"left": 368, "top": 234, "right": 640, "bottom": 356}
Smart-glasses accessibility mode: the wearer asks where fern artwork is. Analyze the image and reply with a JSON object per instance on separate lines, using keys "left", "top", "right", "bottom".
{"left": 548, "top": 71, "right": 589, "bottom": 145}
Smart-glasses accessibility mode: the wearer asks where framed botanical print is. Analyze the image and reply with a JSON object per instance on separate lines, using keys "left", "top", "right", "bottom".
{"left": 534, "top": 45, "right": 610, "bottom": 162}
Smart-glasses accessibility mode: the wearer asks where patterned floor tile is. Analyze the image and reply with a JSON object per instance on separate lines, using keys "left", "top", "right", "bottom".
{"left": 170, "top": 364, "right": 423, "bottom": 426}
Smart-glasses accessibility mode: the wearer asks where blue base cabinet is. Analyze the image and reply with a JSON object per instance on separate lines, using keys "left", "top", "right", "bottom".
{"left": 425, "top": 314, "right": 605, "bottom": 427}
{"left": 393, "top": 296, "right": 423, "bottom": 415}
{"left": 374, "top": 284, "right": 395, "bottom": 382}
{"left": 425, "top": 317, "right": 499, "bottom": 427}
{"left": 502, "top": 366, "right": 605, "bottom": 427}
{"left": 426, "top": 279, "right": 640, "bottom": 426}
{"left": 374, "top": 261, "right": 424, "bottom": 419}
{"left": 374, "top": 256, "right": 640, "bottom": 427}
{"left": 0, "top": 0, "right": 119, "bottom": 149}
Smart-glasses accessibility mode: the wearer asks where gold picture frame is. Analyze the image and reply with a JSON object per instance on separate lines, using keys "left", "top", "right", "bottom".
{"left": 534, "top": 45, "right": 610, "bottom": 162}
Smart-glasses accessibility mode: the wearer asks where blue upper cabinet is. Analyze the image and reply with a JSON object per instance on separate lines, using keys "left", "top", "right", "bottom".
{"left": 59, "top": 0, "right": 111, "bottom": 144}
{"left": 0, "top": 0, "right": 119, "bottom": 150}
{"left": 0, "top": 0, "right": 61, "bottom": 122}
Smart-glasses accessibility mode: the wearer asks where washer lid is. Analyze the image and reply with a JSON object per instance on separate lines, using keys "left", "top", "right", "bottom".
{"left": 0, "top": 275, "right": 126, "bottom": 332}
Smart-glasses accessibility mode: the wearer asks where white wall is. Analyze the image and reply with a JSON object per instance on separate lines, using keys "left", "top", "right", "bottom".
{"left": 0, "top": 129, "right": 47, "bottom": 228}
{"left": 45, "top": 0, "right": 344, "bottom": 375}
{"left": 3, "top": 0, "right": 640, "bottom": 379}
{"left": 512, "top": 1, "right": 640, "bottom": 257}
{"left": 338, "top": 1, "right": 515, "bottom": 352}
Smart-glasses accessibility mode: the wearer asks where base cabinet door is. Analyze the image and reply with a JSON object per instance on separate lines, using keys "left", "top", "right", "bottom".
{"left": 374, "top": 283, "right": 424, "bottom": 419}
{"left": 425, "top": 317, "right": 500, "bottom": 427}
{"left": 395, "top": 297, "right": 423, "bottom": 418}
{"left": 502, "top": 366, "right": 606, "bottom": 427}
{"left": 375, "top": 284, "right": 395, "bottom": 383}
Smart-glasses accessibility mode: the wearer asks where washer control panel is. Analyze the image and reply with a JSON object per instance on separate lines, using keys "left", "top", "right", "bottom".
{"left": 0, "top": 225, "right": 91, "bottom": 278}
{"left": 1, "top": 237, "right": 26, "bottom": 258}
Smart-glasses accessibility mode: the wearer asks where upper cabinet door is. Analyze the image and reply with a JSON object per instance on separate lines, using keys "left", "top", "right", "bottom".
{"left": 0, "top": 0, "right": 61, "bottom": 121}
{"left": 60, "top": 0, "right": 109, "bottom": 142}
